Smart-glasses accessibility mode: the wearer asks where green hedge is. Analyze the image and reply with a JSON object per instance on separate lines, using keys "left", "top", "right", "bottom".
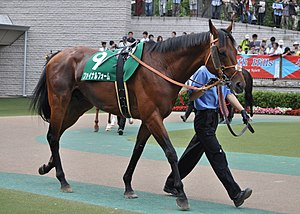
{"left": 175, "top": 90, "right": 300, "bottom": 109}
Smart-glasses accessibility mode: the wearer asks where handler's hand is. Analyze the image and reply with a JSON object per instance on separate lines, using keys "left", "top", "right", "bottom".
{"left": 241, "top": 110, "right": 250, "bottom": 124}
{"left": 206, "top": 78, "right": 219, "bottom": 86}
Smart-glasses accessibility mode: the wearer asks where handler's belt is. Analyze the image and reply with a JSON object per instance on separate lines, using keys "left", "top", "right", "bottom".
{"left": 115, "top": 46, "right": 132, "bottom": 118}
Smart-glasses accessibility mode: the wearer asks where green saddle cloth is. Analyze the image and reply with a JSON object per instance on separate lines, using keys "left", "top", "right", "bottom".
{"left": 81, "top": 42, "right": 144, "bottom": 81}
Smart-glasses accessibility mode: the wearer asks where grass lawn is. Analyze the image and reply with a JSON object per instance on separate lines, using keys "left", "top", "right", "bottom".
{"left": 0, "top": 97, "right": 96, "bottom": 116}
{"left": 0, "top": 188, "right": 136, "bottom": 214}
{"left": 144, "top": 121, "right": 300, "bottom": 158}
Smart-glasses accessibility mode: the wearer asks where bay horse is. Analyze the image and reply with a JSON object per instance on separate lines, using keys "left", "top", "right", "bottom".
{"left": 31, "top": 20, "right": 245, "bottom": 210}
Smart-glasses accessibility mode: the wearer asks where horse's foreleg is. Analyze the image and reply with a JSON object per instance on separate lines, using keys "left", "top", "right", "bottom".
{"left": 123, "top": 123, "right": 151, "bottom": 199}
{"left": 38, "top": 156, "right": 54, "bottom": 175}
{"left": 146, "top": 113, "right": 189, "bottom": 210}
{"left": 94, "top": 108, "right": 99, "bottom": 132}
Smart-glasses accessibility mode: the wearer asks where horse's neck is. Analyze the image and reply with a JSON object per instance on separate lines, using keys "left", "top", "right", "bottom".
{"left": 166, "top": 44, "right": 210, "bottom": 84}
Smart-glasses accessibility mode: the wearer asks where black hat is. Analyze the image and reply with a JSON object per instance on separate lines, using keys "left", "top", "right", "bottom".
{"left": 101, "top": 41, "right": 107, "bottom": 45}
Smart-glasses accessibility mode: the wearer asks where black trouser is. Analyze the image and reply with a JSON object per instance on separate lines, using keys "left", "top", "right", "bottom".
{"left": 117, "top": 116, "right": 126, "bottom": 130}
{"left": 166, "top": 109, "right": 241, "bottom": 200}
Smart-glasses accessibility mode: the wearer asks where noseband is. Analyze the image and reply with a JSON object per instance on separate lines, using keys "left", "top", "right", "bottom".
{"left": 205, "top": 34, "right": 242, "bottom": 84}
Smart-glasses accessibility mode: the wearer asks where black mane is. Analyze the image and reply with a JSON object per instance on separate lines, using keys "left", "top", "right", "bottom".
{"left": 146, "top": 29, "right": 235, "bottom": 53}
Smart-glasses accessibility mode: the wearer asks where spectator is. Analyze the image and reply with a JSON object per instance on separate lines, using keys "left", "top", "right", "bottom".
{"left": 99, "top": 42, "right": 108, "bottom": 52}
{"left": 173, "top": 0, "right": 181, "bottom": 17}
{"left": 119, "top": 36, "right": 128, "bottom": 48}
{"left": 190, "top": 0, "right": 198, "bottom": 16}
{"left": 278, "top": 39, "right": 285, "bottom": 50}
{"left": 148, "top": 34, "right": 155, "bottom": 41}
{"left": 157, "top": 35, "right": 164, "bottom": 42}
{"left": 249, "top": 34, "right": 261, "bottom": 51}
{"left": 159, "top": 0, "right": 167, "bottom": 16}
{"left": 248, "top": 45, "right": 258, "bottom": 54}
{"left": 140, "top": 31, "right": 149, "bottom": 43}
{"left": 238, "top": 0, "right": 246, "bottom": 22}
{"left": 257, "top": 0, "right": 266, "bottom": 25}
{"left": 289, "top": 0, "right": 298, "bottom": 30}
{"left": 282, "top": 0, "right": 290, "bottom": 29}
{"left": 145, "top": 0, "right": 153, "bottom": 16}
{"left": 269, "top": 42, "right": 283, "bottom": 55}
{"left": 127, "top": 31, "right": 136, "bottom": 45}
{"left": 258, "top": 45, "right": 267, "bottom": 54}
{"left": 135, "top": 0, "right": 143, "bottom": 16}
{"left": 267, "top": 36, "right": 276, "bottom": 52}
{"left": 237, "top": 45, "right": 245, "bottom": 54}
{"left": 171, "top": 31, "right": 177, "bottom": 38}
{"left": 282, "top": 46, "right": 292, "bottom": 56}
{"left": 240, "top": 34, "right": 250, "bottom": 53}
{"left": 245, "top": 0, "right": 256, "bottom": 24}
{"left": 211, "top": 0, "right": 222, "bottom": 19}
{"left": 182, "top": 32, "right": 187, "bottom": 35}
{"left": 109, "top": 40, "right": 118, "bottom": 50}
{"left": 224, "top": 0, "right": 239, "bottom": 21}
{"left": 261, "top": 38, "right": 267, "bottom": 47}
{"left": 292, "top": 41, "right": 300, "bottom": 55}
{"left": 272, "top": 0, "right": 283, "bottom": 28}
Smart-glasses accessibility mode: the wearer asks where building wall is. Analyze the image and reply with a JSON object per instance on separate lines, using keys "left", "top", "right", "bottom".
{"left": 1, "top": 1, "right": 299, "bottom": 96}
{"left": 0, "top": 0, "right": 131, "bottom": 96}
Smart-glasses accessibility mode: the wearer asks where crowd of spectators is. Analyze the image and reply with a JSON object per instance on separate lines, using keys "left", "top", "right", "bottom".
{"left": 99, "top": 31, "right": 300, "bottom": 58}
{"left": 132, "top": 0, "right": 300, "bottom": 30}
{"left": 238, "top": 33, "right": 300, "bottom": 55}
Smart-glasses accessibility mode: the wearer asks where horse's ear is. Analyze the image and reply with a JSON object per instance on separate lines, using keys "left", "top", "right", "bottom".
{"left": 209, "top": 19, "right": 218, "bottom": 38}
{"left": 226, "top": 21, "right": 233, "bottom": 33}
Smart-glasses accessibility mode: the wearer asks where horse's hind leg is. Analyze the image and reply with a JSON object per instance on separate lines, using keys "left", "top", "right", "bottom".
{"left": 94, "top": 108, "right": 99, "bottom": 132}
{"left": 123, "top": 123, "right": 151, "bottom": 198}
{"left": 38, "top": 156, "right": 54, "bottom": 175}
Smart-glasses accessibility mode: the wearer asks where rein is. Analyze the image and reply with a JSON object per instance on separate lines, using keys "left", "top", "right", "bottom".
{"left": 218, "top": 86, "right": 255, "bottom": 137}
{"left": 129, "top": 52, "right": 221, "bottom": 91}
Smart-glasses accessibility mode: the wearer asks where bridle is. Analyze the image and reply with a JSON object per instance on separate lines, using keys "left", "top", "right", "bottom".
{"left": 205, "top": 34, "right": 242, "bottom": 86}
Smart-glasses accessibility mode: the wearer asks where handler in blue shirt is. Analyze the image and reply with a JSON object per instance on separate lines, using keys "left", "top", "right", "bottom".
{"left": 164, "top": 66, "right": 252, "bottom": 208}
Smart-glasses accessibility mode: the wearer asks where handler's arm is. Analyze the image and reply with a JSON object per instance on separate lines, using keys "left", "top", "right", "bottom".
{"left": 189, "top": 88, "right": 206, "bottom": 101}
{"left": 226, "top": 93, "right": 244, "bottom": 112}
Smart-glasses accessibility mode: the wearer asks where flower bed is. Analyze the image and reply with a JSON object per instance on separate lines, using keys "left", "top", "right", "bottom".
{"left": 286, "top": 108, "right": 300, "bottom": 116}
{"left": 172, "top": 106, "right": 188, "bottom": 111}
{"left": 253, "top": 107, "right": 292, "bottom": 115}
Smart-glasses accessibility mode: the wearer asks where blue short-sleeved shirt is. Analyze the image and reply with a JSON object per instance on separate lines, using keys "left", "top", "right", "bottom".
{"left": 189, "top": 66, "right": 231, "bottom": 110}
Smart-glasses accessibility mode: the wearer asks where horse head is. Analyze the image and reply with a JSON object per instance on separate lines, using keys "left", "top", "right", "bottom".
{"left": 206, "top": 20, "right": 245, "bottom": 94}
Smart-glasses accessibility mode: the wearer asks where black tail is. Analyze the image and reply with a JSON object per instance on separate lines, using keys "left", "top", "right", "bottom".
{"left": 30, "top": 51, "right": 60, "bottom": 122}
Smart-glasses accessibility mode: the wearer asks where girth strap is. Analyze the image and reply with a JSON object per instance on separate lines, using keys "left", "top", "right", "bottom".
{"left": 115, "top": 47, "right": 132, "bottom": 118}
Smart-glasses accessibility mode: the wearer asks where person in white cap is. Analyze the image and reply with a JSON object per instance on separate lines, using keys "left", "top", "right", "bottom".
{"left": 240, "top": 34, "right": 250, "bottom": 53}
{"left": 278, "top": 39, "right": 285, "bottom": 50}
{"left": 292, "top": 41, "right": 300, "bottom": 55}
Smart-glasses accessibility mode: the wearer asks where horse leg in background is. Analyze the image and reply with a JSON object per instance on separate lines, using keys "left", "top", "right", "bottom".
{"left": 94, "top": 108, "right": 100, "bottom": 132}
{"left": 123, "top": 123, "right": 151, "bottom": 198}
{"left": 227, "top": 103, "right": 234, "bottom": 123}
{"left": 117, "top": 116, "right": 126, "bottom": 135}
{"left": 105, "top": 113, "right": 112, "bottom": 131}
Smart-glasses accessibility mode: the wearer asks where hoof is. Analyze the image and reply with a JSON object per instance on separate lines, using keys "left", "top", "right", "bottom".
{"left": 61, "top": 185, "right": 73, "bottom": 193}
{"left": 176, "top": 198, "right": 190, "bottom": 211}
{"left": 94, "top": 127, "right": 99, "bottom": 132}
{"left": 38, "top": 165, "right": 46, "bottom": 175}
{"left": 124, "top": 191, "right": 138, "bottom": 199}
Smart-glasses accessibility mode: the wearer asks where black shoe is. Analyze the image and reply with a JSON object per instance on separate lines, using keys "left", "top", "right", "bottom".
{"left": 117, "top": 129, "right": 123, "bottom": 135}
{"left": 233, "top": 188, "right": 252, "bottom": 207}
{"left": 180, "top": 115, "right": 187, "bottom": 122}
{"left": 163, "top": 184, "right": 179, "bottom": 196}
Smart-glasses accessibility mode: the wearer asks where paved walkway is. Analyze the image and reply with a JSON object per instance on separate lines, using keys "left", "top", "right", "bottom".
{"left": 0, "top": 113, "right": 299, "bottom": 213}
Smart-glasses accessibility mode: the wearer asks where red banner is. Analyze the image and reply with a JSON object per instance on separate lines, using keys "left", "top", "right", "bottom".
{"left": 237, "top": 54, "right": 300, "bottom": 79}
